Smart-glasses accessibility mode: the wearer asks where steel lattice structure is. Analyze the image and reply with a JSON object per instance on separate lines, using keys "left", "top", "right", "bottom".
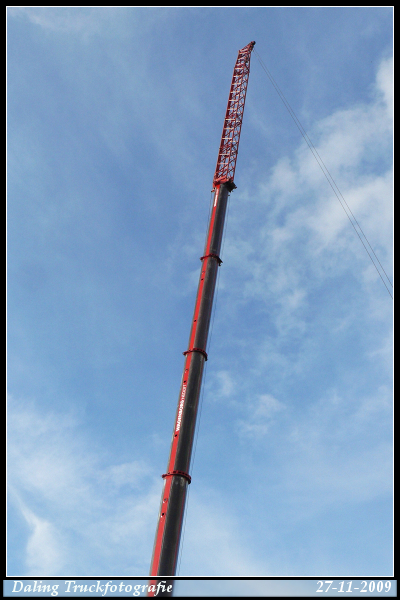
{"left": 213, "top": 41, "right": 255, "bottom": 187}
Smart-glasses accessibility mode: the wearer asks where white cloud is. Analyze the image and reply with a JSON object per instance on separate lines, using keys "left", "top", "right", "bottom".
{"left": 375, "top": 56, "right": 393, "bottom": 115}
{"left": 8, "top": 7, "right": 108, "bottom": 36}
{"left": 227, "top": 55, "right": 393, "bottom": 312}
{"left": 177, "top": 384, "right": 392, "bottom": 576}
{"left": 10, "top": 491, "right": 65, "bottom": 574}
{"left": 211, "top": 57, "right": 393, "bottom": 421}
{"left": 7, "top": 397, "right": 160, "bottom": 575}
{"left": 237, "top": 393, "right": 286, "bottom": 437}
{"left": 282, "top": 387, "right": 393, "bottom": 509}
{"left": 214, "top": 370, "right": 235, "bottom": 398}
{"left": 99, "top": 462, "right": 147, "bottom": 489}
{"left": 180, "top": 491, "right": 269, "bottom": 577}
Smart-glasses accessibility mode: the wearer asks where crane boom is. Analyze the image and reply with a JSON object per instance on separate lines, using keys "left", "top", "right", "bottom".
{"left": 148, "top": 41, "right": 255, "bottom": 595}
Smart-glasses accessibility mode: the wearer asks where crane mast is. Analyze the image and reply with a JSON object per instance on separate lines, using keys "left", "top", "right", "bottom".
{"left": 148, "top": 41, "right": 255, "bottom": 594}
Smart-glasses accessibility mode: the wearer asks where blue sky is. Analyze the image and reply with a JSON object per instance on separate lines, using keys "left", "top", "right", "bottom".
{"left": 7, "top": 7, "right": 392, "bottom": 589}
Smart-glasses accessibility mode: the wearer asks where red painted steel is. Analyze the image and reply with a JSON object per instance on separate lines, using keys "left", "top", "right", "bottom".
{"left": 213, "top": 41, "right": 255, "bottom": 187}
{"left": 148, "top": 42, "right": 255, "bottom": 594}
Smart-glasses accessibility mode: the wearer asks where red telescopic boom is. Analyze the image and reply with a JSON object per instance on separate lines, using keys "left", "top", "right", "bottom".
{"left": 148, "top": 41, "right": 255, "bottom": 596}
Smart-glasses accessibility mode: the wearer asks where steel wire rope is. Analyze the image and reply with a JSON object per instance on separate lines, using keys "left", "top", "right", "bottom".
{"left": 192, "top": 189, "right": 232, "bottom": 467}
{"left": 177, "top": 187, "right": 225, "bottom": 577}
{"left": 179, "top": 189, "right": 233, "bottom": 576}
{"left": 254, "top": 49, "right": 393, "bottom": 288}
{"left": 254, "top": 49, "right": 393, "bottom": 299}
{"left": 206, "top": 188, "right": 232, "bottom": 360}
{"left": 191, "top": 188, "right": 232, "bottom": 468}
{"left": 187, "top": 188, "right": 231, "bottom": 489}
{"left": 177, "top": 358, "right": 207, "bottom": 577}
{"left": 177, "top": 362, "right": 209, "bottom": 576}
{"left": 176, "top": 478, "right": 190, "bottom": 577}
{"left": 204, "top": 189, "right": 214, "bottom": 249}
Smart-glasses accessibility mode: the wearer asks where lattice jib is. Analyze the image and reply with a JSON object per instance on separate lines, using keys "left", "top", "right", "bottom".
{"left": 213, "top": 41, "right": 255, "bottom": 187}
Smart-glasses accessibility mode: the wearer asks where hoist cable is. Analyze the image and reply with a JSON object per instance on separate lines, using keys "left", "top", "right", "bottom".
{"left": 254, "top": 50, "right": 393, "bottom": 300}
